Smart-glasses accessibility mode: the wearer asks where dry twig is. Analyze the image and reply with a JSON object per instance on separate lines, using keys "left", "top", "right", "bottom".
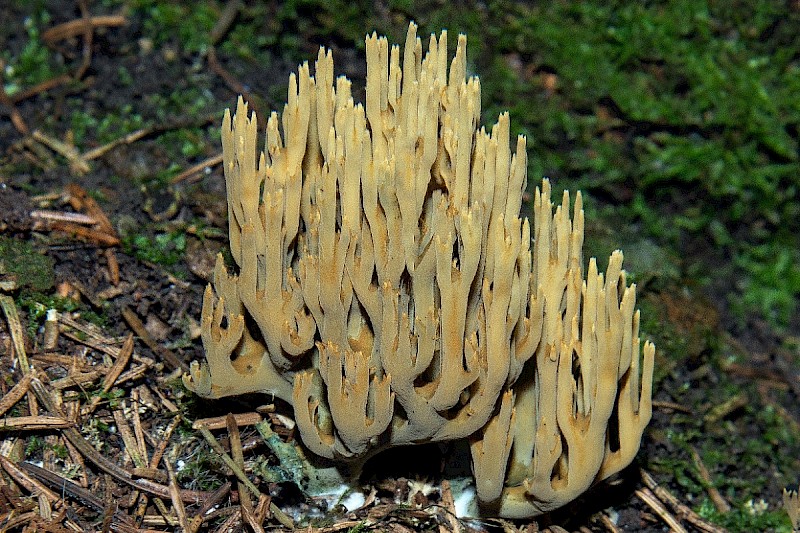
{"left": 640, "top": 469, "right": 728, "bottom": 533}
{"left": 82, "top": 334, "right": 134, "bottom": 416}
{"left": 0, "top": 373, "right": 34, "bottom": 417}
{"left": 0, "top": 294, "right": 31, "bottom": 373}
{"left": 690, "top": 447, "right": 731, "bottom": 514}
{"left": 0, "top": 80, "right": 29, "bottom": 134}
{"left": 196, "top": 423, "right": 295, "bottom": 529}
{"left": 193, "top": 412, "right": 262, "bottom": 430}
{"left": 120, "top": 306, "right": 188, "bottom": 373}
{"left": 41, "top": 15, "right": 126, "bottom": 43}
{"left": 170, "top": 152, "right": 224, "bottom": 184}
{"left": 0, "top": 415, "right": 73, "bottom": 430}
{"left": 635, "top": 487, "right": 688, "bottom": 533}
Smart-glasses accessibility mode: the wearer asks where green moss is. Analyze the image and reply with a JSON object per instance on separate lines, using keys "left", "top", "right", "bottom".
{"left": 732, "top": 243, "right": 800, "bottom": 326}
{"left": 50, "top": 443, "right": 68, "bottom": 460}
{"left": 21, "top": 436, "right": 70, "bottom": 461}
{"left": 401, "top": 0, "right": 800, "bottom": 327}
{"left": 122, "top": 229, "right": 187, "bottom": 267}
{"left": 69, "top": 105, "right": 149, "bottom": 148}
{"left": 0, "top": 236, "right": 54, "bottom": 292}
{"left": 89, "top": 388, "right": 126, "bottom": 410}
{"left": 696, "top": 498, "right": 793, "bottom": 532}
{"left": 160, "top": 128, "right": 211, "bottom": 159}
{"left": 116, "top": 65, "right": 134, "bottom": 87}
{"left": 17, "top": 290, "right": 108, "bottom": 339}
{"left": 132, "top": 0, "right": 219, "bottom": 54}
{"left": 1, "top": 9, "right": 68, "bottom": 96}
{"left": 173, "top": 433, "right": 226, "bottom": 492}
{"left": 24, "top": 435, "right": 46, "bottom": 456}
{"left": 345, "top": 523, "right": 368, "bottom": 533}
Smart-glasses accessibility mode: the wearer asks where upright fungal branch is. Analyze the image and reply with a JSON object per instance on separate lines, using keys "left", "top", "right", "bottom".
{"left": 184, "top": 22, "right": 655, "bottom": 517}
{"left": 471, "top": 182, "right": 655, "bottom": 516}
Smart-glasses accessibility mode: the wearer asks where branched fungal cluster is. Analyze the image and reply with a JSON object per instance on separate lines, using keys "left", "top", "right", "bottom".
{"left": 184, "top": 23, "right": 654, "bottom": 517}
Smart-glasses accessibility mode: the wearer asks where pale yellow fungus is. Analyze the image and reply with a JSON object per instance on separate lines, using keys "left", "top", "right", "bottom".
{"left": 184, "top": 22, "right": 654, "bottom": 517}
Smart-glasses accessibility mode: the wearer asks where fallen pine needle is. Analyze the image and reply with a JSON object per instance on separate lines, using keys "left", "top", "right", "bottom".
{"left": 0, "top": 415, "right": 74, "bottom": 430}
{"left": 635, "top": 487, "right": 688, "bottom": 533}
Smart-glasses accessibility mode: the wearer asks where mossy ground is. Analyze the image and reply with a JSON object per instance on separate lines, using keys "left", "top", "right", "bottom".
{"left": 1, "top": 1, "right": 798, "bottom": 531}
